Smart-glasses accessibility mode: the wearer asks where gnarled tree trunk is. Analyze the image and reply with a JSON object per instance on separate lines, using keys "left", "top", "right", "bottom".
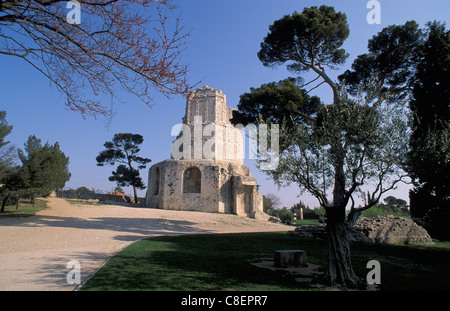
{"left": 324, "top": 151, "right": 360, "bottom": 288}
{"left": 324, "top": 206, "right": 360, "bottom": 287}
{"left": 1, "top": 195, "right": 9, "bottom": 213}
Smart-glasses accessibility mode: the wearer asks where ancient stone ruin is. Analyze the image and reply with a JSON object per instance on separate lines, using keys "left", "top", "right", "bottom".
{"left": 352, "top": 215, "right": 433, "bottom": 245}
{"left": 145, "top": 86, "right": 268, "bottom": 219}
{"left": 293, "top": 215, "right": 433, "bottom": 245}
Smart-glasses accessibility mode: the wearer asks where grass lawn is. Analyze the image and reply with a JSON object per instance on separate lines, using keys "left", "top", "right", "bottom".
{"left": 0, "top": 199, "right": 48, "bottom": 217}
{"left": 295, "top": 219, "right": 322, "bottom": 226}
{"left": 81, "top": 232, "right": 450, "bottom": 291}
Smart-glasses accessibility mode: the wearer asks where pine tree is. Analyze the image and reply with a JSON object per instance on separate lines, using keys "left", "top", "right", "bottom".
{"left": 17, "top": 136, "right": 70, "bottom": 205}
{"left": 407, "top": 21, "right": 450, "bottom": 240}
{"left": 233, "top": 7, "right": 422, "bottom": 287}
{"left": 0, "top": 110, "right": 15, "bottom": 212}
{"left": 96, "top": 133, "right": 151, "bottom": 203}
{"left": 0, "top": 110, "right": 14, "bottom": 182}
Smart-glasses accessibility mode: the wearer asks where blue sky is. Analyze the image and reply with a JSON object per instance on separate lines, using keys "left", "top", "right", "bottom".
{"left": 0, "top": 0, "right": 449, "bottom": 208}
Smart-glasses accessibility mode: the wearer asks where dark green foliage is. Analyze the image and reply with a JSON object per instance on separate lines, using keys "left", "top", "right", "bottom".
{"left": 108, "top": 164, "right": 145, "bottom": 189}
{"left": 273, "top": 207, "right": 295, "bottom": 225}
{"left": 410, "top": 185, "right": 450, "bottom": 240}
{"left": 406, "top": 21, "right": 450, "bottom": 241}
{"left": 231, "top": 79, "right": 320, "bottom": 128}
{"left": 0, "top": 111, "right": 13, "bottom": 149}
{"left": 408, "top": 21, "right": 450, "bottom": 175}
{"left": 290, "top": 202, "right": 321, "bottom": 220}
{"left": 0, "top": 110, "right": 15, "bottom": 212}
{"left": 76, "top": 186, "right": 95, "bottom": 194}
{"left": 410, "top": 22, "right": 450, "bottom": 125}
{"left": 359, "top": 195, "right": 411, "bottom": 218}
{"left": 263, "top": 194, "right": 295, "bottom": 224}
{"left": 338, "top": 21, "right": 423, "bottom": 102}
{"left": 18, "top": 136, "right": 70, "bottom": 199}
{"left": 114, "top": 186, "right": 124, "bottom": 194}
{"left": 314, "top": 206, "right": 327, "bottom": 223}
{"left": 382, "top": 196, "right": 409, "bottom": 213}
{"left": 314, "top": 98, "right": 381, "bottom": 148}
{"left": 258, "top": 6, "right": 349, "bottom": 71}
{"left": 96, "top": 133, "right": 151, "bottom": 202}
{"left": 18, "top": 135, "right": 42, "bottom": 160}
{"left": 62, "top": 186, "right": 105, "bottom": 198}
{"left": 234, "top": 5, "right": 422, "bottom": 287}
{"left": 96, "top": 133, "right": 150, "bottom": 169}
{"left": 0, "top": 110, "right": 14, "bottom": 183}
{"left": 1, "top": 135, "right": 70, "bottom": 208}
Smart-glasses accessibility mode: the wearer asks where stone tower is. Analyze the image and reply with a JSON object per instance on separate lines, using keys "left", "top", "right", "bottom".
{"left": 146, "top": 86, "right": 267, "bottom": 219}
{"left": 173, "top": 86, "right": 244, "bottom": 163}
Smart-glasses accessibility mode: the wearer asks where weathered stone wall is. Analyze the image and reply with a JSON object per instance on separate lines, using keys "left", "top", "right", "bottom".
{"left": 352, "top": 215, "right": 433, "bottom": 244}
{"left": 180, "top": 86, "right": 244, "bottom": 162}
{"left": 293, "top": 215, "right": 433, "bottom": 245}
{"left": 146, "top": 159, "right": 264, "bottom": 217}
{"left": 148, "top": 159, "right": 217, "bottom": 212}
{"left": 58, "top": 192, "right": 133, "bottom": 203}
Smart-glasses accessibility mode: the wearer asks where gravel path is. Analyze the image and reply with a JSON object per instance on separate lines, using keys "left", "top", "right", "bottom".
{"left": 0, "top": 198, "right": 292, "bottom": 290}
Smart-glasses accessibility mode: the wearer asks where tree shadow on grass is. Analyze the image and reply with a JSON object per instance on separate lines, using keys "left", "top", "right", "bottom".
{"left": 82, "top": 232, "right": 450, "bottom": 291}
{"left": 82, "top": 232, "right": 329, "bottom": 291}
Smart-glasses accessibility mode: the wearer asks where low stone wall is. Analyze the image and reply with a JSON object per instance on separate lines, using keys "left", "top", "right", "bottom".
{"left": 293, "top": 225, "right": 327, "bottom": 239}
{"left": 352, "top": 215, "right": 433, "bottom": 244}
{"left": 58, "top": 192, "right": 133, "bottom": 203}
{"left": 293, "top": 215, "right": 433, "bottom": 245}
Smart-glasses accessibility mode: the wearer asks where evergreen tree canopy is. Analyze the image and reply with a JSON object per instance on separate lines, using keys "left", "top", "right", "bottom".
{"left": 258, "top": 5, "right": 349, "bottom": 71}
{"left": 257, "top": 6, "right": 349, "bottom": 100}
{"left": 338, "top": 21, "right": 423, "bottom": 102}
{"left": 96, "top": 133, "right": 151, "bottom": 203}
{"left": 0, "top": 110, "right": 14, "bottom": 182}
{"left": 18, "top": 135, "right": 70, "bottom": 199}
{"left": 231, "top": 79, "right": 320, "bottom": 128}
{"left": 0, "top": 111, "right": 12, "bottom": 149}
{"left": 406, "top": 21, "right": 450, "bottom": 240}
{"left": 234, "top": 5, "right": 423, "bottom": 287}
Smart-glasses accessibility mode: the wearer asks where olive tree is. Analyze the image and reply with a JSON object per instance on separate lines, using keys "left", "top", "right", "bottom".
{"left": 232, "top": 6, "right": 416, "bottom": 287}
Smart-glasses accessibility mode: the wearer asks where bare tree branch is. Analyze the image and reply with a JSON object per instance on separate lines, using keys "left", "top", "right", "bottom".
{"left": 0, "top": 0, "right": 196, "bottom": 118}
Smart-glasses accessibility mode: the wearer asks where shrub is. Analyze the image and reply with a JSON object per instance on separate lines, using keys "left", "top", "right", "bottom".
{"left": 360, "top": 204, "right": 409, "bottom": 218}
{"left": 314, "top": 206, "right": 327, "bottom": 223}
{"left": 276, "top": 207, "right": 294, "bottom": 225}
{"left": 290, "top": 202, "right": 320, "bottom": 220}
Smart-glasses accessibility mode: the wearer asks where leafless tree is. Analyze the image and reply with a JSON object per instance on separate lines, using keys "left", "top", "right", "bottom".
{"left": 0, "top": 0, "right": 194, "bottom": 118}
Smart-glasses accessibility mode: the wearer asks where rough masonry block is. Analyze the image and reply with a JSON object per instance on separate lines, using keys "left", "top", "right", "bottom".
{"left": 274, "top": 250, "right": 307, "bottom": 268}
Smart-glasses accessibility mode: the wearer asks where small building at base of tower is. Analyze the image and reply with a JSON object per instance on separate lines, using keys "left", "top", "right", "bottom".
{"left": 146, "top": 159, "right": 267, "bottom": 219}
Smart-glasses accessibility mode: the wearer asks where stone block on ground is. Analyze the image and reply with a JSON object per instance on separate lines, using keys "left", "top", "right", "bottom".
{"left": 274, "top": 250, "right": 307, "bottom": 268}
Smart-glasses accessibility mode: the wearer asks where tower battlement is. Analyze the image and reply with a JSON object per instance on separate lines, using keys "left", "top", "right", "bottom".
{"left": 176, "top": 86, "right": 243, "bottom": 163}
{"left": 183, "top": 85, "right": 235, "bottom": 126}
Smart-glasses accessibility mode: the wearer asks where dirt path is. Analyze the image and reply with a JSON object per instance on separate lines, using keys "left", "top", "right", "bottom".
{"left": 0, "top": 198, "right": 292, "bottom": 290}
